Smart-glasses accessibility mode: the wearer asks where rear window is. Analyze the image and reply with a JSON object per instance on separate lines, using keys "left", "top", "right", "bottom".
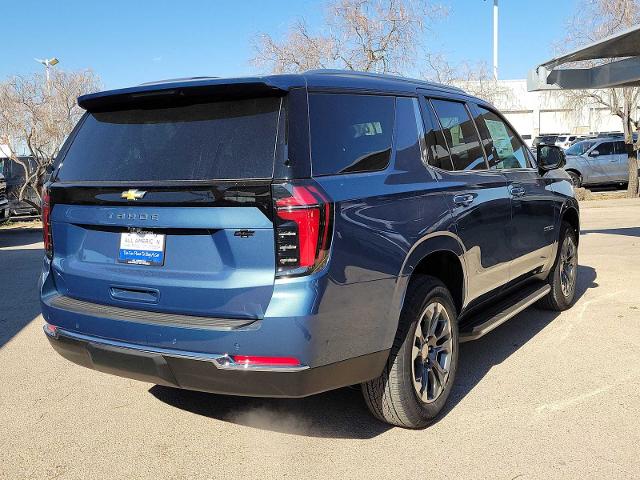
{"left": 308, "top": 93, "right": 394, "bottom": 176}
{"left": 56, "top": 97, "right": 282, "bottom": 182}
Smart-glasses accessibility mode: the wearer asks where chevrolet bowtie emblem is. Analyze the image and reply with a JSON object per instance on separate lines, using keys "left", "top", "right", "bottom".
{"left": 121, "top": 189, "right": 146, "bottom": 201}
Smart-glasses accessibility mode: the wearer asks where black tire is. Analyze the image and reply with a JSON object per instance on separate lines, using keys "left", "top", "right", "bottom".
{"left": 361, "top": 276, "right": 459, "bottom": 428}
{"left": 567, "top": 171, "right": 582, "bottom": 188}
{"left": 537, "top": 221, "right": 579, "bottom": 311}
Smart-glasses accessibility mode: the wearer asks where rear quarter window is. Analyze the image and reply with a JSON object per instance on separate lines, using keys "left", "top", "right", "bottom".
{"left": 308, "top": 93, "right": 394, "bottom": 176}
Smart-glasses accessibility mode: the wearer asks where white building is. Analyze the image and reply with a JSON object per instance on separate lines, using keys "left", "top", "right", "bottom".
{"left": 461, "top": 79, "right": 628, "bottom": 142}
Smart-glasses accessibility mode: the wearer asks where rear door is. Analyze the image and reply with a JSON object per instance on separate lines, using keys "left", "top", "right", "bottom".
{"left": 585, "top": 141, "right": 617, "bottom": 183}
{"left": 423, "top": 97, "right": 511, "bottom": 303}
{"left": 49, "top": 95, "right": 286, "bottom": 319}
{"left": 471, "top": 104, "right": 556, "bottom": 283}
{"left": 611, "top": 140, "right": 629, "bottom": 182}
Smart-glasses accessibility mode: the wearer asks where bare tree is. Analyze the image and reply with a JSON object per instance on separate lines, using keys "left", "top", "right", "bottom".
{"left": 0, "top": 69, "right": 100, "bottom": 213}
{"left": 252, "top": 0, "right": 447, "bottom": 74}
{"left": 559, "top": 0, "right": 640, "bottom": 197}
{"left": 422, "top": 53, "right": 457, "bottom": 85}
{"left": 423, "top": 56, "right": 514, "bottom": 106}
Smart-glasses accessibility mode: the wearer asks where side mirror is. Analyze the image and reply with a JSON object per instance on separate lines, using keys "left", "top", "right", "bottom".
{"left": 536, "top": 144, "right": 566, "bottom": 172}
{"left": 589, "top": 150, "right": 600, "bottom": 157}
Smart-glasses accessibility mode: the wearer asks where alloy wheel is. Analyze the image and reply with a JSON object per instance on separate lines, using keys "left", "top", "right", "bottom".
{"left": 560, "top": 234, "right": 578, "bottom": 298}
{"left": 411, "top": 301, "right": 453, "bottom": 404}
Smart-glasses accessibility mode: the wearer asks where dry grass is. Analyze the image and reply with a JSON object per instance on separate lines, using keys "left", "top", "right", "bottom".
{"left": 575, "top": 188, "right": 631, "bottom": 202}
{"left": 0, "top": 217, "right": 42, "bottom": 231}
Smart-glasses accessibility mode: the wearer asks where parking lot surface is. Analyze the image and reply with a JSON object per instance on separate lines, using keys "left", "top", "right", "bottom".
{"left": 1, "top": 199, "right": 639, "bottom": 479}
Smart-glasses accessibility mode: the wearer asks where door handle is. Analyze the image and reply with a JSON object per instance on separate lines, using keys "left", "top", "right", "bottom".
{"left": 453, "top": 194, "right": 475, "bottom": 206}
{"left": 510, "top": 185, "right": 526, "bottom": 197}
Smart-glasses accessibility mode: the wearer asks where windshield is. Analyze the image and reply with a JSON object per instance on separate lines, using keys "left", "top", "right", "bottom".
{"left": 566, "top": 140, "right": 595, "bottom": 156}
{"left": 57, "top": 97, "right": 283, "bottom": 182}
{"left": 534, "top": 135, "right": 558, "bottom": 146}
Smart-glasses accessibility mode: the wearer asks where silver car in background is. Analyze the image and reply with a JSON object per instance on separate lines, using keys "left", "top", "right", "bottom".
{"left": 563, "top": 137, "right": 630, "bottom": 187}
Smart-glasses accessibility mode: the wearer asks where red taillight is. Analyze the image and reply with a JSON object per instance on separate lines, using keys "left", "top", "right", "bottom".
{"left": 44, "top": 323, "right": 57, "bottom": 336}
{"left": 42, "top": 189, "right": 53, "bottom": 258}
{"left": 232, "top": 355, "right": 301, "bottom": 367}
{"left": 272, "top": 182, "right": 333, "bottom": 277}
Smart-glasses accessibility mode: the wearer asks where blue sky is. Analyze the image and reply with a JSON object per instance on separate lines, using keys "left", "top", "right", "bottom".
{"left": 2, "top": 0, "right": 577, "bottom": 89}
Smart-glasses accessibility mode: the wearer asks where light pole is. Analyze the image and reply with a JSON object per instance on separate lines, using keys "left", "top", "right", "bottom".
{"left": 484, "top": 0, "right": 499, "bottom": 80}
{"left": 34, "top": 57, "right": 59, "bottom": 92}
{"left": 493, "top": 0, "right": 498, "bottom": 80}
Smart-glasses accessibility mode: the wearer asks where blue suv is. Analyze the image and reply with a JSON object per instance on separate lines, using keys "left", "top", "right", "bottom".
{"left": 41, "top": 71, "right": 579, "bottom": 428}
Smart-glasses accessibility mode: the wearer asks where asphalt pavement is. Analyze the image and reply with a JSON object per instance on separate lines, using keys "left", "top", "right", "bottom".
{"left": 1, "top": 199, "right": 639, "bottom": 479}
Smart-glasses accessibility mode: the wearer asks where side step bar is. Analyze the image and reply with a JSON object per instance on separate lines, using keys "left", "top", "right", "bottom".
{"left": 459, "top": 283, "right": 551, "bottom": 342}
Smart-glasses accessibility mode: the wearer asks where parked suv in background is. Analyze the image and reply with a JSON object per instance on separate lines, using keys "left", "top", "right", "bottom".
{"left": 2, "top": 156, "right": 39, "bottom": 216}
{"left": 41, "top": 71, "right": 579, "bottom": 428}
{"left": 532, "top": 134, "right": 559, "bottom": 149}
{"left": 564, "top": 137, "right": 632, "bottom": 187}
{"left": 0, "top": 169, "right": 8, "bottom": 224}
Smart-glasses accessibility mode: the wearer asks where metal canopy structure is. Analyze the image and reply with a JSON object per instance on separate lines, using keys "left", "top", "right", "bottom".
{"left": 528, "top": 24, "right": 640, "bottom": 91}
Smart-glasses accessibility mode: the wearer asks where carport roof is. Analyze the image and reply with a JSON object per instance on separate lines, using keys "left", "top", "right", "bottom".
{"left": 528, "top": 24, "right": 640, "bottom": 91}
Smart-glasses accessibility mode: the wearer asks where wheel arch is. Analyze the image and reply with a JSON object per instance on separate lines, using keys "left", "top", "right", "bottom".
{"left": 560, "top": 204, "right": 580, "bottom": 245}
{"left": 389, "top": 233, "right": 467, "bottom": 334}
{"left": 564, "top": 168, "right": 583, "bottom": 185}
{"left": 409, "top": 250, "right": 464, "bottom": 314}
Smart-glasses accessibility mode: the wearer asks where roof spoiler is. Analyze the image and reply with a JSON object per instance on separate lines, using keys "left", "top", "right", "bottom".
{"left": 78, "top": 77, "right": 293, "bottom": 112}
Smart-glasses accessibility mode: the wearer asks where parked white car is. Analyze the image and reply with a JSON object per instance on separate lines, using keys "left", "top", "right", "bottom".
{"left": 555, "top": 135, "right": 578, "bottom": 149}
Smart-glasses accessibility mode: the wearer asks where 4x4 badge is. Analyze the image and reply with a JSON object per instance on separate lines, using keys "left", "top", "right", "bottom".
{"left": 121, "top": 189, "right": 146, "bottom": 201}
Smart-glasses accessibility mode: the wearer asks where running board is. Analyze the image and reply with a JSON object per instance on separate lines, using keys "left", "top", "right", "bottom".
{"left": 459, "top": 283, "right": 551, "bottom": 342}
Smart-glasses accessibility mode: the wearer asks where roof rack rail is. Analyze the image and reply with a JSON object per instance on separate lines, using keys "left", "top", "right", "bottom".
{"left": 304, "top": 69, "right": 466, "bottom": 93}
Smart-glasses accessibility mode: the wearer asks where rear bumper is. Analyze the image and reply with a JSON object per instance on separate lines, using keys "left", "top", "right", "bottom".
{"left": 45, "top": 325, "right": 389, "bottom": 398}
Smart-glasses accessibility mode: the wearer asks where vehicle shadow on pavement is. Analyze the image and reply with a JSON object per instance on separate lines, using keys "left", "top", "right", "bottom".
{"left": 439, "top": 264, "right": 598, "bottom": 422}
{"left": 581, "top": 226, "right": 640, "bottom": 238}
{"left": 150, "top": 384, "right": 393, "bottom": 439}
{"left": 151, "top": 264, "right": 597, "bottom": 438}
{"left": 0, "top": 230, "right": 44, "bottom": 348}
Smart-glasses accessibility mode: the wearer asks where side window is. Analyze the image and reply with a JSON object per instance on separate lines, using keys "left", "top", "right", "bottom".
{"left": 423, "top": 101, "right": 454, "bottom": 170}
{"left": 308, "top": 93, "right": 394, "bottom": 176}
{"left": 393, "top": 97, "right": 427, "bottom": 173}
{"left": 430, "top": 99, "right": 487, "bottom": 171}
{"left": 473, "top": 106, "right": 530, "bottom": 169}
{"left": 595, "top": 141, "right": 614, "bottom": 156}
{"left": 525, "top": 145, "right": 537, "bottom": 167}
{"left": 614, "top": 141, "right": 626, "bottom": 154}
